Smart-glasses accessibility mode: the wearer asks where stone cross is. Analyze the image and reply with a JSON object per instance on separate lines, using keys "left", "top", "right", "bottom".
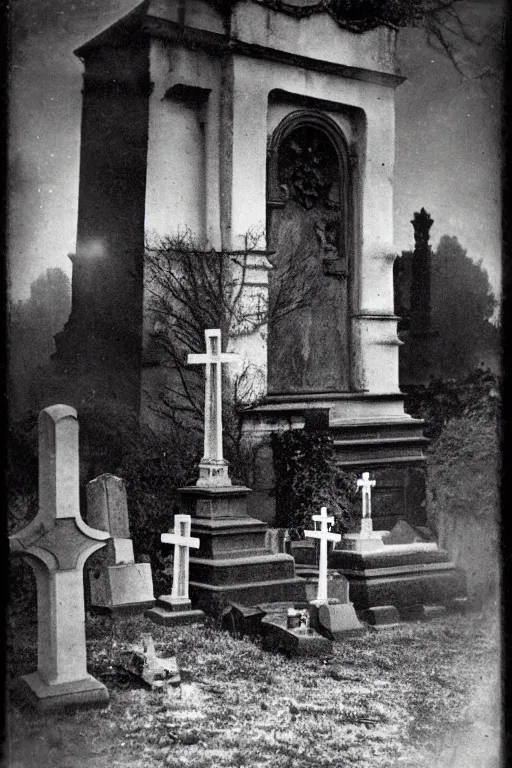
{"left": 161, "top": 514, "right": 200, "bottom": 606}
{"left": 188, "top": 328, "right": 238, "bottom": 486}
{"left": 357, "top": 472, "right": 376, "bottom": 518}
{"left": 9, "top": 405, "right": 110, "bottom": 710}
{"left": 304, "top": 507, "right": 341, "bottom": 604}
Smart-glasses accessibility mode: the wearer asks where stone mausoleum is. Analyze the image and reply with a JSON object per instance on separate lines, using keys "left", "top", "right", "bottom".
{"left": 55, "top": 0, "right": 428, "bottom": 531}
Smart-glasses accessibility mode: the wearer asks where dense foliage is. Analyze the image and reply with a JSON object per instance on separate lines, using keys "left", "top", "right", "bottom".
{"left": 403, "top": 366, "right": 500, "bottom": 440}
{"left": 431, "top": 236, "right": 499, "bottom": 377}
{"left": 271, "top": 428, "right": 358, "bottom": 536}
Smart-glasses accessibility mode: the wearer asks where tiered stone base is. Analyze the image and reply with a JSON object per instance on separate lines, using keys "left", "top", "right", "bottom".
{"left": 328, "top": 546, "right": 466, "bottom": 613}
{"left": 240, "top": 396, "right": 429, "bottom": 530}
{"left": 181, "top": 486, "right": 306, "bottom": 615}
{"left": 145, "top": 596, "right": 206, "bottom": 626}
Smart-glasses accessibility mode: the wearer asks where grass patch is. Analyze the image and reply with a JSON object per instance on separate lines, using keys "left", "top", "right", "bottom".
{"left": 7, "top": 605, "right": 500, "bottom": 768}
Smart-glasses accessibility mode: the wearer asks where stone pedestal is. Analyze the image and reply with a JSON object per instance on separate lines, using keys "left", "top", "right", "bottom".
{"left": 180, "top": 485, "right": 306, "bottom": 615}
{"left": 17, "top": 672, "right": 109, "bottom": 712}
{"left": 89, "top": 562, "right": 155, "bottom": 615}
{"left": 326, "top": 545, "right": 467, "bottom": 613}
{"left": 146, "top": 595, "right": 206, "bottom": 626}
{"left": 240, "top": 403, "right": 429, "bottom": 529}
{"left": 341, "top": 531, "right": 384, "bottom": 553}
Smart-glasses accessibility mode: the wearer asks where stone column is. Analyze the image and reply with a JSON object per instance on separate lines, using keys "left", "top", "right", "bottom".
{"left": 351, "top": 92, "right": 403, "bottom": 397}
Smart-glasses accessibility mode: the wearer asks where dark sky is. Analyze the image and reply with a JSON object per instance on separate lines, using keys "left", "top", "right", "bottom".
{"left": 7, "top": 0, "right": 503, "bottom": 302}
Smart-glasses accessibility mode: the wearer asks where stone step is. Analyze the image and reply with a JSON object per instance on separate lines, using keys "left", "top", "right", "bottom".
{"left": 333, "top": 436, "right": 428, "bottom": 448}
{"left": 329, "top": 419, "right": 426, "bottom": 441}
{"left": 341, "top": 563, "right": 466, "bottom": 613}
{"left": 189, "top": 577, "right": 306, "bottom": 615}
{"left": 360, "top": 605, "right": 401, "bottom": 628}
{"left": 190, "top": 517, "right": 269, "bottom": 559}
{"left": 190, "top": 553, "right": 296, "bottom": 587}
{"left": 333, "top": 441, "right": 427, "bottom": 465}
{"left": 144, "top": 606, "right": 206, "bottom": 627}
{"left": 260, "top": 619, "right": 332, "bottom": 657}
{"left": 399, "top": 603, "right": 447, "bottom": 621}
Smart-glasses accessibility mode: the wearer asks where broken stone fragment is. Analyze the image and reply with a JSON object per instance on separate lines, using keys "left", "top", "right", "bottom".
{"left": 120, "top": 633, "right": 180, "bottom": 690}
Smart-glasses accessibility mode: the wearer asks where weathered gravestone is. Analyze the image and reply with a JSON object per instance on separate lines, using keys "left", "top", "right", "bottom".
{"left": 180, "top": 329, "right": 306, "bottom": 614}
{"left": 86, "top": 473, "right": 155, "bottom": 615}
{"left": 9, "top": 405, "right": 110, "bottom": 710}
{"left": 146, "top": 514, "right": 206, "bottom": 626}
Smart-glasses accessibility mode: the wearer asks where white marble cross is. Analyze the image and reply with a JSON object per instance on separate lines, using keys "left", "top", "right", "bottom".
{"left": 188, "top": 329, "right": 238, "bottom": 486}
{"left": 304, "top": 507, "right": 341, "bottom": 603}
{"left": 357, "top": 472, "right": 376, "bottom": 519}
{"left": 161, "top": 514, "right": 200, "bottom": 604}
{"left": 9, "top": 405, "right": 110, "bottom": 709}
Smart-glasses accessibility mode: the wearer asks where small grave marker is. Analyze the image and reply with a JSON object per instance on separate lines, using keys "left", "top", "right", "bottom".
{"left": 161, "top": 515, "right": 200, "bottom": 605}
{"left": 342, "top": 472, "right": 384, "bottom": 553}
{"left": 357, "top": 471, "right": 376, "bottom": 535}
{"left": 145, "top": 515, "right": 205, "bottom": 626}
{"left": 304, "top": 507, "right": 341, "bottom": 603}
{"left": 9, "top": 405, "right": 110, "bottom": 710}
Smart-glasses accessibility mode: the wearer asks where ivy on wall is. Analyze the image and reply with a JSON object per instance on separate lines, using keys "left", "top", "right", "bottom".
{"left": 271, "top": 428, "right": 358, "bottom": 536}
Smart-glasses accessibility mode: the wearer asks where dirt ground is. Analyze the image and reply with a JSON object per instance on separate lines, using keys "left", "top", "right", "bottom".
{"left": 5, "top": 602, "right": 501, "bottom": 768}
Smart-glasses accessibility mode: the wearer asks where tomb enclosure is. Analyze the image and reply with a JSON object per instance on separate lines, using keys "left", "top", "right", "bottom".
{"left": 54, "top": 0, "right": 428, "bottom": 529}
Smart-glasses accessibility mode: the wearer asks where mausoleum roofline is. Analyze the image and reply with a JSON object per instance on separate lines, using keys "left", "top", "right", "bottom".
{"left": 75, "top": 0, "right": 404, "bottom": 88}
{"left": 215, "top": 0, "right": 399, "bottom": 33}
{"left": 74, "top": 2, "right": 150, "bottom": 58}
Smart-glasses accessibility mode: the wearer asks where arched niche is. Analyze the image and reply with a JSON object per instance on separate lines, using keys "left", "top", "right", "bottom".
{"left": 266, "top": 110, "right": 353, "bottom": 395}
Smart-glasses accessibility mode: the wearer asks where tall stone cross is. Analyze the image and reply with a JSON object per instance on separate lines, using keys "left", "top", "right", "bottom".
{"left": 188, "top": 328, "right": 238, "bottom": 487}
{"left": 161, "top": 514, "right": 200, "bottom": 607}
{"left": 304, "top": 507, "right": 341, "bottom": 604}
{"left": 9, "top": 405, "right": 110, "bottom": 710}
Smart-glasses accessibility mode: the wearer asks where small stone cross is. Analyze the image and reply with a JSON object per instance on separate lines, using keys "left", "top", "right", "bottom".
{"left": 188, "top": 328, "right": 238, "bottom": 487}
{"left": 9, "top": 405, "right": 110, "bottom": 709}
{"left": 357, "top": 472, "right": 376, "bottom": 519}
{"left": 304, "top": 507, "right": 341, "bottom": 603}
{"left": 161, "top": 514, "right": 200, "bottom": 606}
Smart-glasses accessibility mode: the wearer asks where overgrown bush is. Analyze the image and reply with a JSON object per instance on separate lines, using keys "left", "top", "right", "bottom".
{"left": 271, "top": 428, "right": 358, "bottom": 537}
{"left": 402, "top": 366, "right": 501, "bottom": 603}
{"left": 403, "top": 366, "right": 500, "bottom": 440}
{"left": 427, "top": 408, "right": 499, "bottom": 601}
